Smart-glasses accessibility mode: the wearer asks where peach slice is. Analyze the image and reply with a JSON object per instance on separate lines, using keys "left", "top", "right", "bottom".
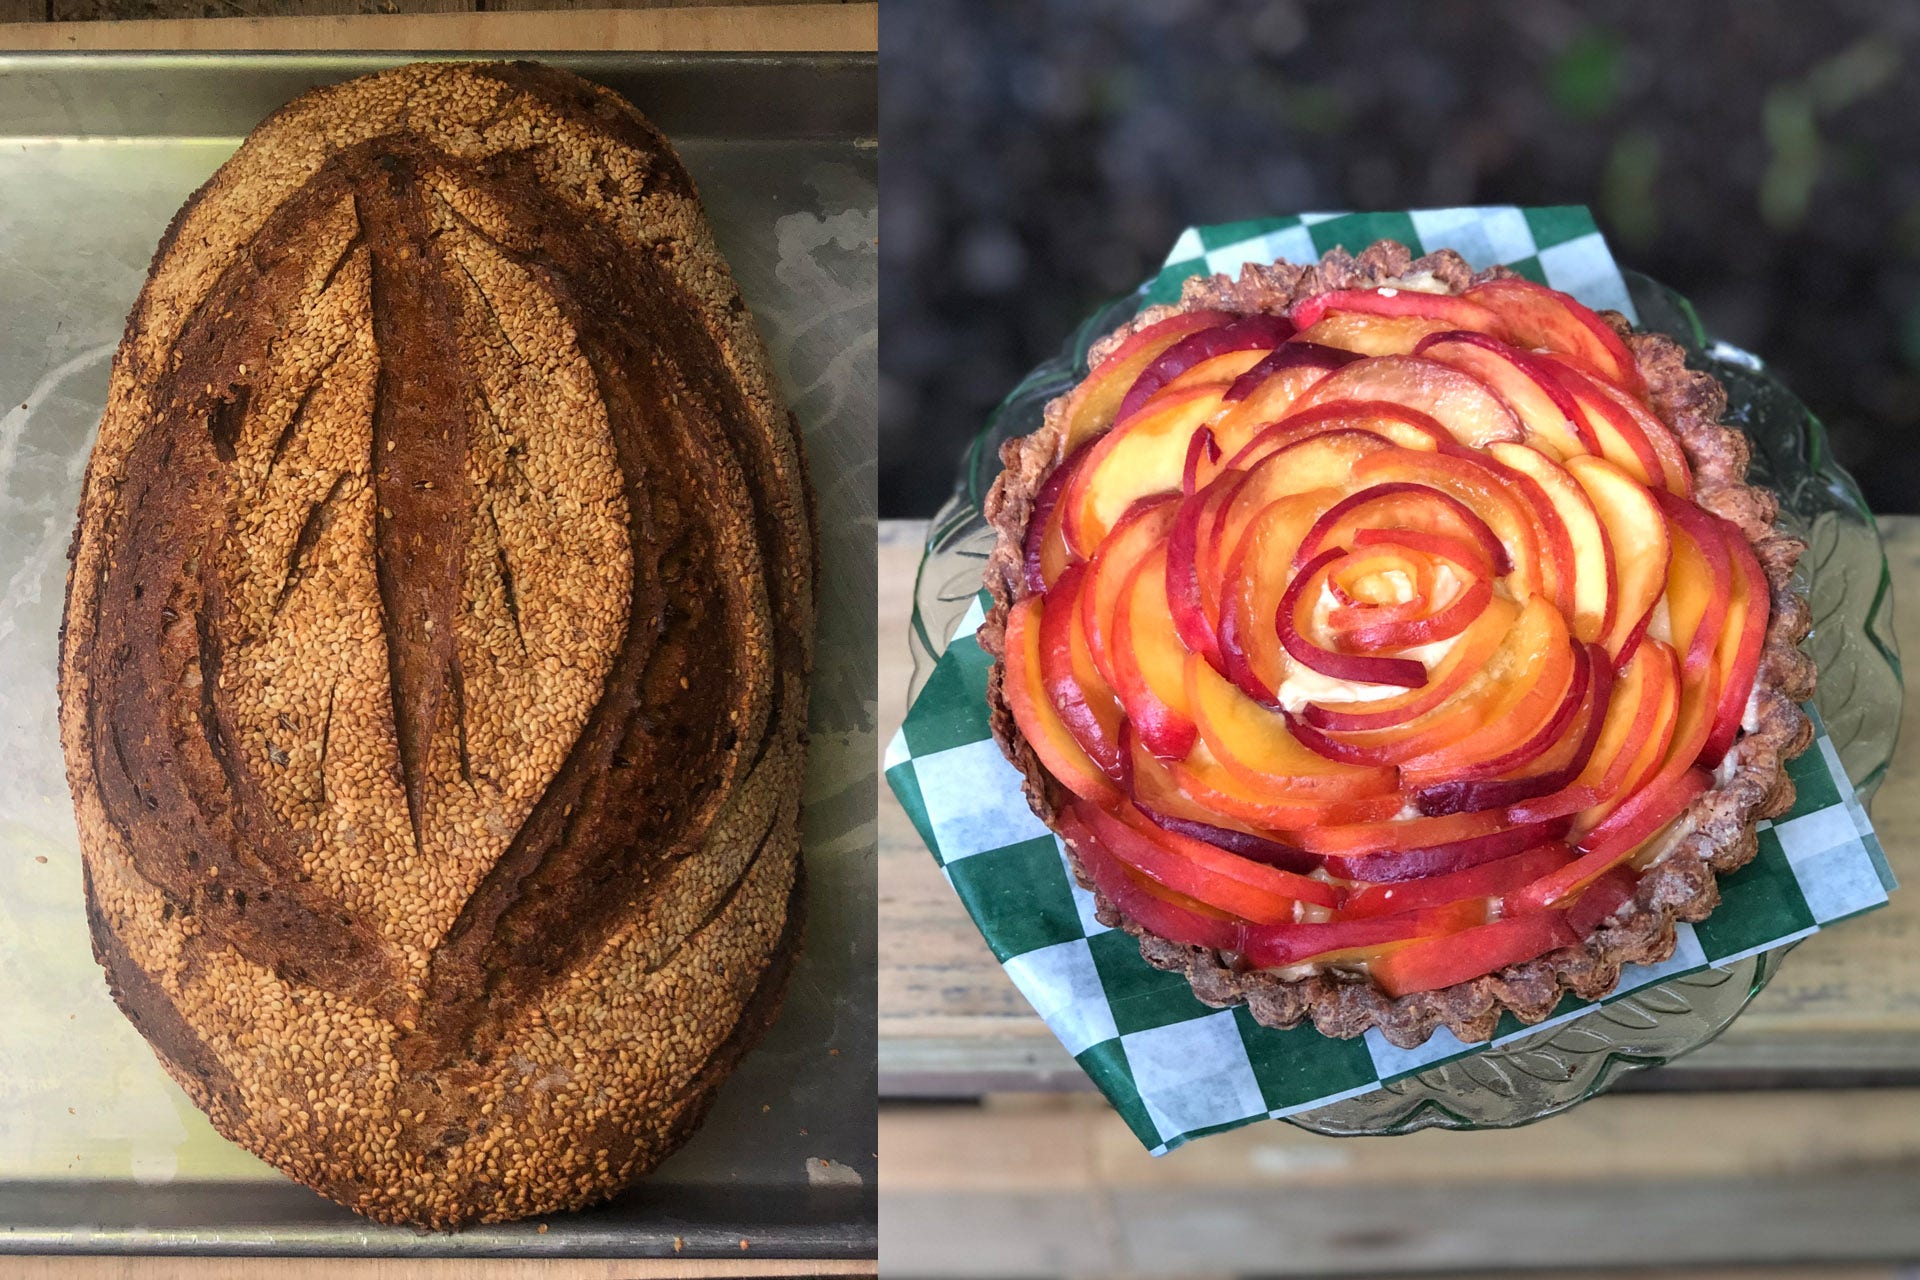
{"left": 1439, "top": 441, "right": 1577, "bottom": 621}
{"left": 1564, "top": 454, "right": 1670, "bottom": 659}
{"left": 1581, "top": 370, "right": 1693, "bottom": 499}
{"left": 1541, "top": 356, "right": 1667, "bottom": 492}
{"left": 1348, "top": 447, "right": 1547, "bottom": 599}
{"left": 1289, "top": 595, "right": 1567, "bottom": 767}
{"left": 1057, "top": 309, "right": 1235, "bottom": 452}
{"left": 1414, "top": 329, "right": 1600, "bottom": 460}
{"left": 1293, "top": 311, "right": 1456, "bottom": 356}
{"left": 1111, "top": 546, "right": 1200, "bottom": 758}
{"left": 1023, "top": 440, "right": 1092, "bottom": 594}
{"left": 1295, "top": 481, "right": 1509, "bottom": 576}
{"left": 1288, "top": 355, "right": 1525, "bottom": 448}
{"left": 1109, "top": 804, "right": 1341, "bottom": 910}
{"left": 1278, "top": 548, "right": 1432, "bottom": 689}
{"left": 1215, "top": 488, "right": 1344, "bottom": 702}
{"left": 1061, "top": 381, "right": 1228, "bottom": 556}
{"left": 1222, "top": 401, "right": 1447, "bottom": 477}
{"left": 1508, "top": 638, "right": 1677, "bottom": 824}
{"left": 1081, "top": 495, "right": 1179, "bottom": 690}
{"left": 1702, "top": 518, "right": 1770, "bottom": 766}
{"left": 1113, "top": 313, "right": 1292, "bottom": 425}
{"left": 1076, "top": 803, "right": 1309, "bottom": 923}
{"left": 1463, "top": 276, "right": 1642, "bottom": 395}
{"left": 1186, "top": 653, "right": 1399, "bottom": 798}
{"left": 1002, "top": 597, "right": 1124, "bottom": 806}
{"left": 1291, "top": 287, "right": 1505, "bottom": 335}
{"left": 1654, "top": 488, "right": 1733, "bottom": 680}
{"left": 1487, "top": 441, "right": 1616, "bottom": 644}
{"left": 1166, "top": 739, "right": 1403, "bottom": 832}
{"left": 1302, "top": 595, "right": 1519, "bottom": 733}
{"left": 1038, "top": 564, "right": 1127, "bottom": 779}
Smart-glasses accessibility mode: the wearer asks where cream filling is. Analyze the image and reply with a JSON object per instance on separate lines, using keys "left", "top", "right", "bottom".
{"left": 1271, "top": 568, "right": 1467, "bottom": 713}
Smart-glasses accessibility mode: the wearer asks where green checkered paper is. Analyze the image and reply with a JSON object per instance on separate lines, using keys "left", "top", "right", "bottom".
{"left": 886, "top": 207, "right": 1898, "bottom": 1154}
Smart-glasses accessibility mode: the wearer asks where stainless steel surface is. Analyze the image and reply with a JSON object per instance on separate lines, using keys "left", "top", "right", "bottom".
{"left": 0, "top": 52, "right": 876, "bottom": 1257}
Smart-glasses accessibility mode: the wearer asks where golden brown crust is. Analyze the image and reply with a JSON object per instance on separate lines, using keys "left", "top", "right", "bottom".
{"left": 980, "top": 240, "right": 1814, "bottom": 1048}
{"left": 59, "top": 61, "right": 814, "bottom": 1226}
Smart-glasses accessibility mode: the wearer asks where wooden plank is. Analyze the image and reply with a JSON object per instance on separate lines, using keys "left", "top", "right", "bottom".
{"left": 0, "top": 3, "right": 876, "bottom": 49}
{"left": 879, "top": 1092, "right": 1920, "bottom": 1275}
{"left": 11, "top": 1261, "right": 875, "bottom": 1279}
{"left": 878, "top": 515, "right": 1920, "bottom": 1095}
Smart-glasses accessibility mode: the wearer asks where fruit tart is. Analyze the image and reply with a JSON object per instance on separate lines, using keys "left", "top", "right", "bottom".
{"left": 979, "top": 240, "right": 1817, "bottom": 1047}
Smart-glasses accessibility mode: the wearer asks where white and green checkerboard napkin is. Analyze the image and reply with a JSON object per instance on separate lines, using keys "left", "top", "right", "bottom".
{"left": 885, "top": 207, "right": 1898, "bottom": 1154}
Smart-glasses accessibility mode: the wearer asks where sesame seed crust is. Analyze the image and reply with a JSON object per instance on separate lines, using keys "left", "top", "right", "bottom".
{"left": 57, "top": 61, "right": 814, "bottom": 1228}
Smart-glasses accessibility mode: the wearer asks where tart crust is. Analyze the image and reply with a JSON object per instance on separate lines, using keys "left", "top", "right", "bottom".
{"left": 979, "top": 240, "right": 1817, "bottom": 1048}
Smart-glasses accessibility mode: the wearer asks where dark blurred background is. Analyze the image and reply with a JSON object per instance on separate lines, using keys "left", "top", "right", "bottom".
{"left": 879, "top": 0, "right": 1920, "bottom": 518}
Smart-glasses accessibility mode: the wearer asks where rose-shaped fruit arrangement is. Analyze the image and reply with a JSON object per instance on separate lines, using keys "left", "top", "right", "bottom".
{"left": 982, "top": 242, "right": 1816, "bottom": 1046}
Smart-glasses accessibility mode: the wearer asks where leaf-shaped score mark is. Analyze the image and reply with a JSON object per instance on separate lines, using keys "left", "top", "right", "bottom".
{"left": 358, "top": 162, "right": 477, "bottom": 853}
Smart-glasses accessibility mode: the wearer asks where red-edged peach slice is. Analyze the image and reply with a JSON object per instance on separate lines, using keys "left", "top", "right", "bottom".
{"left": 1508, "top": 638, "right": 1676, "bottom": 823}
{"left": 1295, "top": 480, "right": 1509, "bottom": 576}
{"left": 1058, "top": 804, "right": 1240, "bottom": 951}
{"left": 1437, "top": 440, "right": 1577, "bottom": 621}
{"left": 1110, "top": 803, "right": 1341, "bottom": 910}
{"left": 1368, "top": 910, "right": 1580, "bottom": 998}
{"left": 1057, "top": 309, "right": 1235, "bottom": 452}
{"left": 1402, "top": 639, "right": 1589, "bottom": 786}
{"left": 1565, "top": 454, "right": 1670, "bottom": 658}
{"left": 1061, "top": 381, "right": 1228, "bottom": 556}
{"left": 1082, "top": 495, "right": 1178, "bottom": 690}
{"left": 1290, "top": 595, "right": 1566, "bottom": 767}
{"left": 1540, "top": 356, "right": 1666, "bottom": 491}
{"left": 1702, "top": 517, "right": 1770, "bottom": 766}
{"left": 1113, "top": 314, "right": 1292, "bottom": 426}
{"left": 1138, "top": 808, "right": 1319, "bottom": 874}
{"left": 1215, "top": 488, "right": 1344, "bottom": 702}
{"left": 1463, "top": 276, "right": 1642, "bottom": 394}
{"left": 1581, "top": 370, "right": 1692, "bottom": 498}
{"left": 1277, "top": 548, "right": 1431, "bottom": 690}
{"left": 1221, "top": 401, "right": 1447, "bottom": 476}
{"left": 1224, "top": 341, "right": 1363, "bottom": 402}
{"left": 1075, "top": 803, "right": 1308, "bottom": 923}
{"left": 1414, "top": 329, "right": 1600, "bottom": 459}
{"left": 1302, "top": 595, "right": 1519, "bottom": 733}
{"left": 1487, "top": 441, "right": 1616, "bottom": 644}
{"left": 1112, "top": 546, "right": 1201, "bottom": 758}
{"left": 1315, "top": 817, "right": 1573, "bottom": 882}
{"left": 1414, "top": 642, "right": 1613, "bottom": 814}
{"left": 1238, "top": 899, "right": 1490, "bottom": 970}
{"left": 1166, "top": 740, "right": 1403, "bottom": 832}
{"left": 1654, "top": 488, "right": 1733, "bottom": 680}
{"left": 1292, "top": 311, "right": 1456, "bottom": 357}
{"left": 1338, "top": 843, "right": 1574, "bottom": 919}
{"left": 1023, "top": 440, "right": 1092, "bottom": 594}
{"left": 1186, "top": 653, "right": 1399, "bottom": 800}
{"left": 1291, "top": 286, "right": 1505, "bottom": 335}
{"left": 1002, "top": 597, "right": 1124, "bottom": 806}
{"left": 1038, "top": 564, "right": 1127, "bottom": 779}
{"left": 1287, "top": 355, "right": 1526, "bottom": 448}
{"left": 1393, "top": 612, "right": 1577, "bottom": 775}
{"left": 1348, "top": 448, "right": 1546, "bottom": 598}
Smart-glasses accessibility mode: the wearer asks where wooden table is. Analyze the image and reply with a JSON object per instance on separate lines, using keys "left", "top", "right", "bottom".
{"left": 879, "top": 514, "right": 1920, "bottom": 1277}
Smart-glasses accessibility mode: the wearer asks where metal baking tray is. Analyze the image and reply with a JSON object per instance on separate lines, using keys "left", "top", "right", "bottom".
{"left": 0, "top": 51, "right": 876, "bottom": 1259}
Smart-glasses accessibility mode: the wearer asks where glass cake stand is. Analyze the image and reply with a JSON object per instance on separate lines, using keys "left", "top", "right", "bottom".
{"left": 906, "top": 270, "right": 1903, "bottom": 1134}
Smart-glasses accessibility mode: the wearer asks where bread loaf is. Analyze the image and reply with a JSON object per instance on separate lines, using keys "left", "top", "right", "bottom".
{"left": 57, "top": 61, "right": 814, "bottom": 1228}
